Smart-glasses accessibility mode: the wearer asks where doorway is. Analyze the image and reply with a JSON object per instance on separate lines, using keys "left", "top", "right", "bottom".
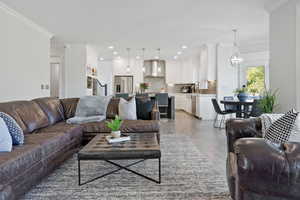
{"left": 50, "top": 63, "right": 60, "bottom": 98}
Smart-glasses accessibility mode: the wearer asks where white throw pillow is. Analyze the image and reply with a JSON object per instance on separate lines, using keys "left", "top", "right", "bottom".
{"left": 0, "top": 118, "right": 12, "bottom": 152}
{"left": 118, "top": 98, "right": 137, "bottom": 120}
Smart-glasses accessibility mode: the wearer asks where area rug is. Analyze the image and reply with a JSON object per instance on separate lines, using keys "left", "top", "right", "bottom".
{"left": 22, "top": 135, "right": 231, "bottom": 200}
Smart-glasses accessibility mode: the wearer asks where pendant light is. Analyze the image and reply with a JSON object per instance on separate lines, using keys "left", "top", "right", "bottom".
{"left": 126, "top": 48, "right": 131, "bottom": 72}
{"left": 157, "top": 48, "right": 161, "bottom": 73}
{"left": 142, "top": 48, "right": 146, "bottom": 73}
{"left": 230, "top": 29, "right": 243, "bottom": 67}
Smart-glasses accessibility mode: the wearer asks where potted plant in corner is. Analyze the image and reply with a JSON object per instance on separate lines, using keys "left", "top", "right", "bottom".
{"left": 106, "top": 115, "right": 123, "bottom": 138}
{"left": 259, "top": 90, "right": 278, "bottom": 113}
{"left": 234, "top": 85, "right": 249, "bottom": 102}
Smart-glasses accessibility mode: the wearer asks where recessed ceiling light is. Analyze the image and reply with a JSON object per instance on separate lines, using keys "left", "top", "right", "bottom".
{"left": 108, "top": 46, "right": 114, "bottom": 49}
{"left": 99, "top": 57, "right": 104, "bottom": 61}
{"left": 174, "top": 56, "right": 178, "bottom": 60}
{"left": 136, "top": 56, "right": 141, "bottom": 60}
{"left": 113, "top": 51, "right": 118, "bottom": 55}
{"left": 154, "top": 56, "right": 159, "bottom": 59}
{"left": 182, "top": 45, "right": 188, "bottom": 49}
{"left": 177, "top": 51, "right": 182, "bottom": 55}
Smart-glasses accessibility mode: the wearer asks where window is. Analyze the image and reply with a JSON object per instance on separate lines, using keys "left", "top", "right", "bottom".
{"left": 246, "top": 66, "right": 265, "bottom": 95}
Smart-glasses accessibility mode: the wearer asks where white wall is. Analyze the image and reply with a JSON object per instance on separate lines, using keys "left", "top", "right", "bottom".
{"left": 216, "top": 43, "right": 238, "bottom": 101}
{"left": 64, "top": 44, "right": 87, "bottom": 98}
{"left": 98, "top": 60, "right": 113, "bottom": 96}
{"left": 269, "top": 0, "right": 298, "bottom": 112}
{"left": 0, "top": 4, "right": 52, "bottom": 102}
{"left": 50, "top": 38, "right": 66, "bottom": 98}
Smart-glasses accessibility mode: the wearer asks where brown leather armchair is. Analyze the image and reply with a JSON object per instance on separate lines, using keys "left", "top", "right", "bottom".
{"left": 226, "top": 118, "right": 300, "bottom": 200}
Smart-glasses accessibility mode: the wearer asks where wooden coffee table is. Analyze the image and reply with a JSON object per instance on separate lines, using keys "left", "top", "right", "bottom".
{"left": 77, "top": 132, "right": 161, "bottom": 186}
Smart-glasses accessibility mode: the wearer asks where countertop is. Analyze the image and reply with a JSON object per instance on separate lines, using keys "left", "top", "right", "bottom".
{"left": 170, "top": 93, "right": 216, "bottom": 97}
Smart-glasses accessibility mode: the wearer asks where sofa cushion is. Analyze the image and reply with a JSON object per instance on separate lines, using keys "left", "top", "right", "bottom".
{"left": 33, "top": 97, "right": 65, "bottom": 125}
{"left": 60, "top": 98, "right": 79, "bottom": 119}
{"left": 106, "top": 98, "right": 120, "bottom": 119}
{"left": 0, "top": 131, "right": 76, "bottom": 185}
{"left": 0, "top": 101, "right": 49, "bottom": 134}
{"left": 0, "top": 101, "right": 29, "bottom": 133}
{"left": 82, "top": 120, "right": 159, "bottom": 133}
{"left": 34, "top": 122, "right": 83, "bottom": 140}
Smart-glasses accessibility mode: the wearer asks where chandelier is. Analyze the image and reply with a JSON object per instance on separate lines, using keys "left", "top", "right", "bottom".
{"left": 230, "top": 29, "right": 243, "bottom": 67}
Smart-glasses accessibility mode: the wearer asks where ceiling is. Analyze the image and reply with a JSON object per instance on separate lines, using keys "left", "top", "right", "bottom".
{"left": 1, "top": 0, "right": 275, "bottom": 59}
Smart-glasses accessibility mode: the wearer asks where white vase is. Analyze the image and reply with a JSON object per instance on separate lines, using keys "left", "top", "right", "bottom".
{"left": 111, "top": 130, "right": 121, "bottom": 138}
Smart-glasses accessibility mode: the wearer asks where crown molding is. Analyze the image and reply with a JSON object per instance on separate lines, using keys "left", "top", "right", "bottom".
{"left": 264, "top": 0, "right": 290, "bottom": 13}
{"left": 0, "top": 1, "right": 53, "bottom": 38}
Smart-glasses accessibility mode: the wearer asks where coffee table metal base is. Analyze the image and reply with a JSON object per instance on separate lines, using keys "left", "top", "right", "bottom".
{"left": 78, "top": 158, "right": 161, "bottom": 186}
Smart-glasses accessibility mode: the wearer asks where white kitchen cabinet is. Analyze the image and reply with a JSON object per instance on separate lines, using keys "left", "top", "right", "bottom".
{"left": 166, "top": 60, "right": 182, "bottom": 84}
{"left": 166, "top": 57, "right": 198, "bottom": 84}
{"left": 196, "top": 94, "right": 216, "bottom": 120}
{"left": 173, "top": 93, "right": 193, "bottom": 114}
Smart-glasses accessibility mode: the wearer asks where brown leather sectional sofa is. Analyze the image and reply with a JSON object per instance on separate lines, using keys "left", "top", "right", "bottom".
{"left": 226, "top": 118, "right": 300, "bottom": 200}
{"left": 0, "top": 97, "right": 160, "bottom": 200}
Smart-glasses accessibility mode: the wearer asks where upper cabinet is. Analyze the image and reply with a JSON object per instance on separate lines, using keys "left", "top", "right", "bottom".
{"left": 166, "top": 56, "right": 199, "bottom": 84}
{"left": 199, "top": 44, "right": 217, "bottom": 83}
{"left": 166, "top": 60, "right": 182, "bottom": 84}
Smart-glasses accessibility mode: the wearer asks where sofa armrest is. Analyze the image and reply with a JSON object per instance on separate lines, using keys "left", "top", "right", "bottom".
{"left": 225, "top": 118, "right": 262, "bottom": 153}
{"left": 234, "top": 138, "right": 300, "bottom": 197}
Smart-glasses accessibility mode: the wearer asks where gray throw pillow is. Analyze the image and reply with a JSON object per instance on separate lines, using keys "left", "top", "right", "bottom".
{"left": 75, "top": 96, "right": 112, "bottom": 117}
{"left": 119, "top": 98, "right": 137, "bottom": 120}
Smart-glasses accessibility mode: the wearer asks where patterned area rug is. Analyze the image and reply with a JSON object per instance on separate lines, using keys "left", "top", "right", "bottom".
{"left": 22, "top": 135, "right": 231, "bottom": 200}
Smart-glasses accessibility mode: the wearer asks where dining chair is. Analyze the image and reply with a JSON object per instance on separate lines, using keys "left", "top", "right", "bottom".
{"left": 155, "top": 93, "right": 169, "bottom": 117}
{"left": 211, "top": 98, "right": 236, "bottom": 129}
{"left": 223, "top": 96, "right": 238, "bottom": 112}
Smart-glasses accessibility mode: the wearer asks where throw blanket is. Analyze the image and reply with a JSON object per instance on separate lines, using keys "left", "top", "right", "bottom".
{"left": 66, "top": 95, "right": 112, "bottom": 124}
{"left": 67, "top": 115, "right": 105, "bottom": 124}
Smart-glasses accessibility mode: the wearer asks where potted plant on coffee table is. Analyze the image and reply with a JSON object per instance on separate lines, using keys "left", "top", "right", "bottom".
{"left": 106, "top": 115, "right": 123, "bottom": 138}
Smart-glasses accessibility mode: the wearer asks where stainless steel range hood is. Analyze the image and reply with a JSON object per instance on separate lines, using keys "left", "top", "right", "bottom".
{"left": 144, "top": 60, "right": 166, "bottom": 78}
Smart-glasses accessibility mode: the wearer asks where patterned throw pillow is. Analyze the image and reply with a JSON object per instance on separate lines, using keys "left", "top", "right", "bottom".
{"left": 0, "top": 112, "right": 24, "bottom": 145}
{"left": 264, "top": 109, "right": 299, "bottom": 144}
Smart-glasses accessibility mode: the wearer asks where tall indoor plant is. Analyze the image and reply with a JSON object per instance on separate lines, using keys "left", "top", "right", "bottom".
{"left": 259, "top": 90, "right": 278, "bottom": 113}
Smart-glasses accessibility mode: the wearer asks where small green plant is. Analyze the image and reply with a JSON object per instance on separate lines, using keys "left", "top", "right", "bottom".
{"left": 105, "top": 115, "right": 123, "bottom": 131}
{"left": 140, "top": 83, "right": 149, "bottom": 90}
{"left": 234, "top": 85, "right": 247, "bottom": 94}
{"left": 259, "top": 90, "right": 278, "bottom": 113}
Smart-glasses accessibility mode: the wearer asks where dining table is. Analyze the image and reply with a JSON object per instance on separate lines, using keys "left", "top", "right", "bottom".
{"left": 220, "top": 100, "right": 254, "bottom": 118}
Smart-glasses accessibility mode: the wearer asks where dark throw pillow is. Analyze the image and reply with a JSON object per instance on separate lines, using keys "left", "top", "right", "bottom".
{"left": 136, "top": 97, "right": 155, "bottom": 120}
{"left": 264, "top": 109, "right": 299, "bottom": 144}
